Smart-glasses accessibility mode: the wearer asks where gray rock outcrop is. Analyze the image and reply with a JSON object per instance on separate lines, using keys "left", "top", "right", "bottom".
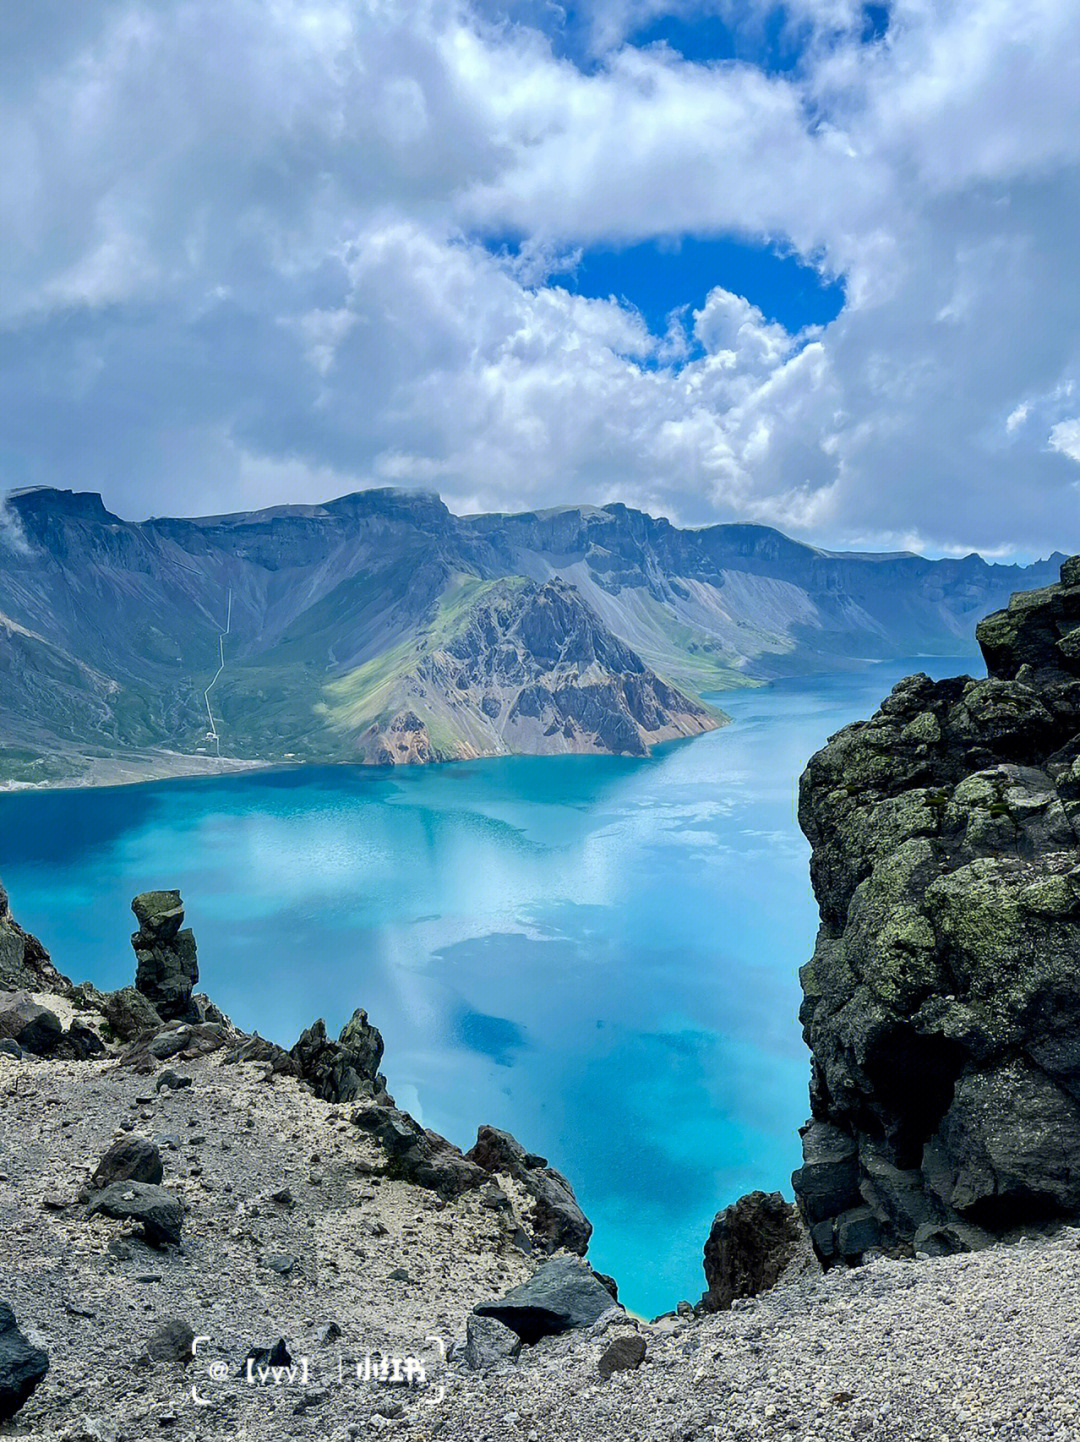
{"left": 794, "top": 555, "right": 1080, "bottom": 1264}
{"left": 99, "top": 985, "right": 163, "bottom": 1041}
{"left": 130, "top": 892, "right": 198, "bottom": 1021}
{"left": 291, "top": 1009, "right": 389, "bottom": 1103}
{"left": 0, "top": 883, "right": 70, "bottom": 997}
{"left": 466, "top": 1125, "right": 593, "bottom": 1256}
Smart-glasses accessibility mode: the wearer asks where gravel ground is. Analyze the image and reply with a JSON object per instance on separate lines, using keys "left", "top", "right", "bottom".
{"left": 439, "top": 1231, "right": 1080, "bottom": 1442}
{"left": 4, "top": 1020, "right": 1080, "bottom": 1442}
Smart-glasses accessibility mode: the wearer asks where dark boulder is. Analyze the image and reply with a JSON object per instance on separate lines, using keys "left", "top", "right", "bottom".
{"left": 597, "top": 1333, "right": 646, "bottom": 1380}
{"left": 87, "top": 1181, "right": 183, "bottom": 1246}
{"left": 144, "top": 1319, "right": 195, "bottom": 1365}
{"left": 473, "top": 1256, "right": 618, "bottom": 1344}
{"left": 794, "top": 556, "right": 1080, "bottom": 1263}
{"left": 0, "top": 991, "right": 62, "bottom": 1056}
{"left": 49, "top": 1017, "right": 108, "bottom": 1061}
{"left": 0, "top": 1302, "right": 48, "bottom": 1421}
{"left": 90, "top": 1136, "right": 164, "bottom": 1191}
{"left": 700, "top": 1191, "right": 804, "bottom": 1313}
{"left": 130, "top": 891, "right": 198, "bottom": 1021}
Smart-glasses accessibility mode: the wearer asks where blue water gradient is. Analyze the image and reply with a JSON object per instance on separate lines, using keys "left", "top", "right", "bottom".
{"left": 0, "top": 656, "right": 977, "bottom": 1315}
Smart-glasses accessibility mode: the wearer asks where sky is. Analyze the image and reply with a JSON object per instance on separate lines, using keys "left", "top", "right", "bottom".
{"left": 1, "top": 0, "right": 1079, "bottom": 557}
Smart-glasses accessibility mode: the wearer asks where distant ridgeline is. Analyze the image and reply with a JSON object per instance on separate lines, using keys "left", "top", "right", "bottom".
{"left": 0, "top": 486, "right": 1063, "bottom": 782}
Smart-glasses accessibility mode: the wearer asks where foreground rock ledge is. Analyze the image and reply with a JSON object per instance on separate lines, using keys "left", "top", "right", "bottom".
{"left": 794, "top": 553, "right": 1080, "bottom": 1264}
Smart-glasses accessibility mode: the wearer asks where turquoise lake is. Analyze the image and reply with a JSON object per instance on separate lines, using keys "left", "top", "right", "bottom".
{"left": 0, "top": 657, "right": 977, "bottom": 1316}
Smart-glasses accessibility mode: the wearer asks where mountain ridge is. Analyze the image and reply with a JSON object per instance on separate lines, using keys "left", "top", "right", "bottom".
{"left": 0, "top": 486, "right": 1065, "bottom": 786}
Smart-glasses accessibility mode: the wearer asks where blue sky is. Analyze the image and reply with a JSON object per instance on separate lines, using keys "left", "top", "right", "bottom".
{"left": 1, "top": 0, "right": 1080, "bottom": 557}
{"left": 557, "top": 238, "right": 843, "bottom": 336}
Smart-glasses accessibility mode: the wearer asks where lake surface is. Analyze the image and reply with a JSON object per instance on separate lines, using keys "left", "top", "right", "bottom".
{"left": 0, "top": 656, "right": 978, "bottom": 1316}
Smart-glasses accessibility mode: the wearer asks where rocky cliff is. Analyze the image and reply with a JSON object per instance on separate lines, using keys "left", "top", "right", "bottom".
{"left": 793, "top": 555, "right": 1080, "bottom": 1264}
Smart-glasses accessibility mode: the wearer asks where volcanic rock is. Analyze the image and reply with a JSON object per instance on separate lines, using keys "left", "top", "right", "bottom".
{"left": 291, "top": 1009, "right": 388, "bottom": 1103}
{"left": 473, "top": 1256, "right": 617, "bottom": 1344}
{"left": 352, "top": 1103, "right": 485, "bottom": 1198}
{"left": 0, "top": 991, "right": 62, "bottom": 1056}
{"left": 90, "top": 1137, "right": 164, "bottom": 1191}
{"left": 130, "top": 891, "right": 198, "bottom": 1021}
{"left": 0, "top": 1302, "right": 48, "bottom": 1421}
{"left": 794, "top": 556, "right": 1080, "bottom": 1263}
{"left": 0, "top": 883, "right": 70, "bottom": 997}
{"left": 700, "top": 1191, "right": 804, "bottom": 1312}
{"left": 462, "top": 1315, "right": 521, "bottom": 1370}
{"left": 87, "top": 1181, "right": 183, "bottom": 1246}
{"left": 597, "top": 1333, "right": 647, "bottom": 1379}
{"left": 467, "top": 1124, "right": 592, "bottom": 1255}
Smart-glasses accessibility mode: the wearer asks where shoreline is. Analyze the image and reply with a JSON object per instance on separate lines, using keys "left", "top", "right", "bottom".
{"left": 0, "top": 750, "right": 279, "bottom": 794}
{"left": 0, "top": 721, "right": 730, "bottom": 796}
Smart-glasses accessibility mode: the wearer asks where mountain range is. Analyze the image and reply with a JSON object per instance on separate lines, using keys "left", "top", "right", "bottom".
{"left": 0, "top": 486, "right": 1064, "bottom": 785}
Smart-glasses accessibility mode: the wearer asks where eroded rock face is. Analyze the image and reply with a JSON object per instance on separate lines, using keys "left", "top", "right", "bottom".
{"left": 794, "top": 556, "right": 1080, "bottom": 1263}
{"left": 466, "top": 1125, "right": 593, "bottom": 1256}
{"left": 0, "top": 884, "right": 70, "bottom": 997}
{"left": 351, "top": 1102, "right": 487, "bottom": 1198}
{"left": 291, "top": 1010, "right": 389, "bottom": 1104}
{"left": 700, "top": 1191, "right": 804, "bottom": 1312}
{"left": 131, "top": 891, "right": 198, "bottom": 1021}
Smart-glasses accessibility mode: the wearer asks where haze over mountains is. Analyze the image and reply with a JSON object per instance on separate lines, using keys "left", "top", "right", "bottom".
{"left": 0, "top": 486, "right": 1063, "bottom": 785}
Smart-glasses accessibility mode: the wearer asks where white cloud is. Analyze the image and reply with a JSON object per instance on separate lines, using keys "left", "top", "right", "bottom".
{"left": 0, "top": 494, "right": 32, "bottom": 555}
{"left": 0, "top": 0, "right": 1079, "bottom": 554}
{"left": 1049, "top": 419, "right": 1080, "bottom": 464}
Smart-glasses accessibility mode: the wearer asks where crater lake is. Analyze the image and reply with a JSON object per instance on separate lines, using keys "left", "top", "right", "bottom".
{"left": 0, "top": 657, "right": 976, "bottom": 1316}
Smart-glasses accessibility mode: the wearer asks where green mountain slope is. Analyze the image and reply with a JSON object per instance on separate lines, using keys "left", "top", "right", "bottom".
{"left": 0, "top": 486, "right": 1064, "bottom": 784}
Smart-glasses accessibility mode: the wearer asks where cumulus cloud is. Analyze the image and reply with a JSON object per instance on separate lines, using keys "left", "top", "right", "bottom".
{"left": 1050, "top": 420, "right": 1080, "bottom": 464}
{"left": 1, "top": 0, "right": 1079, "bottom": 553}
